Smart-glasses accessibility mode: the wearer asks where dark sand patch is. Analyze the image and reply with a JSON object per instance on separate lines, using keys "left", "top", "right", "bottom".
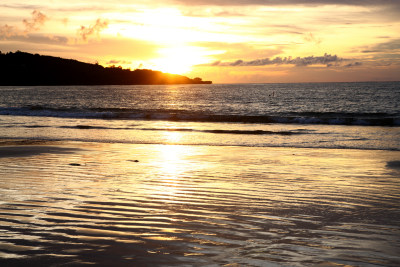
{"left": 0, "top": 139, "right": 60, "bottom": 146}
{"left": 0, "top": 145, "right": 80, "bottom": 158}
{"left": 387, "top": 160, "right": 400, "bottom": 170}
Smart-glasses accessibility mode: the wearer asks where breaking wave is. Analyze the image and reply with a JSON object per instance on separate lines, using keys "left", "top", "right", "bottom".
{"left": 0, "top": 106, "right": 398, "bottom": 126}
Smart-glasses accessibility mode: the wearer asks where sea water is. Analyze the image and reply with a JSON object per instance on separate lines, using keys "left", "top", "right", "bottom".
{"left": 0, "top": 82, "right": 399, "bottom": 150}
{"left": 0, "top": 82, "right": 400, "bottom": 266}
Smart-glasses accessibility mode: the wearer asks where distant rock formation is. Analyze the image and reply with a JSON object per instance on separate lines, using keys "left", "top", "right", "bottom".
{"left": 0, "top": 51, "right": 212, "bottom": 85}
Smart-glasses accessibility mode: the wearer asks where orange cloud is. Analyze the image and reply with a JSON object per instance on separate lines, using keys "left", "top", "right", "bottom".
{"left": 207, "top": 53, "right": 347, "bottom": 67}
{"left": 0, "top": 10, "right": 47, "bottom": 40}
{"left": 0, "top": 24, "right": 17, "bottom": 39}
{"left": 23, "top": 10, "right": 47, "bottom": 32}
{"left": 303, "top": 33, "right": 321, "bottom": 45}
{"left": 77, "top": 19, "right": 109, "bottom": 42}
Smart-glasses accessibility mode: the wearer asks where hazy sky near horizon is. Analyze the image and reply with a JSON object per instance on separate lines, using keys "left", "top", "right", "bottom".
{"left": 1, "top": 0, "right": 399, "bottom": 83}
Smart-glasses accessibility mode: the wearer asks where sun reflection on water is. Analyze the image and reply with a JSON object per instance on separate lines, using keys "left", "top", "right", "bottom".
{"left": 162, "top": 130, "right": 182, "bottom": 145}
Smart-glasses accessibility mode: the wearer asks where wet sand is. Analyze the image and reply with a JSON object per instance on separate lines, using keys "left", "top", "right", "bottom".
{"left": 0, "top": 144, "right": 79, "bottom": 159}
{"left": 0, "top": 140, "right": 399, "bottom": 266}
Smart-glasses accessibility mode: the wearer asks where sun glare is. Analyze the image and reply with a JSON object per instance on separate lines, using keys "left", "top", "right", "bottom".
{"left": 150, "top": 46, "right": 211, "bottom": 74}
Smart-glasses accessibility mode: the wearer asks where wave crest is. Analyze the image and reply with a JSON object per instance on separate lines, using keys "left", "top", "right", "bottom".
{"left": 0, "top": 106, "right": 398, "bottom": 126}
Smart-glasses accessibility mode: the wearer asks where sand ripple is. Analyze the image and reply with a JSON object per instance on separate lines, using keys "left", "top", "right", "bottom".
{"left": 0, "top": 143, "right": 399, "bottom": 266}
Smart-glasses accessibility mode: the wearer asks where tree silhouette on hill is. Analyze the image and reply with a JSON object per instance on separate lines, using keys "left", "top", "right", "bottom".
{"left": 0, "top": 51, "right": 212, "bottom": 85}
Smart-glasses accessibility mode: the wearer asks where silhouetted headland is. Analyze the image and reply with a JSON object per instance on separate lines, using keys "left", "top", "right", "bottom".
{"left": 0, "top": 51, "right": 212, "bottom": 85}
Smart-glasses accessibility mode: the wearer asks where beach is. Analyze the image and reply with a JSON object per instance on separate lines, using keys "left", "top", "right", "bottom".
{"left": 1, "top": 0, "right": 400, "bottom": 264}
{"left": 1, "top": 140, "right": 399, "bottom": 266}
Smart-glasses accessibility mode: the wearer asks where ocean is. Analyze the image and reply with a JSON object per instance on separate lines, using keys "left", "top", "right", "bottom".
{"left": 0, "top": 82, "right": 399, "bottom": 150}
{"left": 0, "top": 82, "right": 399, "bottom": 266}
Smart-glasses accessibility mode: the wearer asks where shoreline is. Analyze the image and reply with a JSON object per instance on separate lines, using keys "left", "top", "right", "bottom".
{"left": 0, "top": 137, "right": 399, "bottom": 153}
{"left": 0, "top": 138, "right": 399, "bottom": 170}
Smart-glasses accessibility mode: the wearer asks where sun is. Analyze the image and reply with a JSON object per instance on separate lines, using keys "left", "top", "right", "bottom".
{"left": 108, "top": 7, "right": 223, "bottom": 74}
{"left": 150, "top": 46, "right": 211, "bottom": 75}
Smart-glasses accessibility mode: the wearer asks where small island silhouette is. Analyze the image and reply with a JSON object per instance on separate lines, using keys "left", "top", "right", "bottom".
{"left": 0, "top": 51, "right": 212, "bottom": 85}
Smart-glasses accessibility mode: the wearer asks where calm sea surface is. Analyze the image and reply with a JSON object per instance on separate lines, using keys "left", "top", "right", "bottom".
{"left": 0, "top": 82, "right": 400, "bottom": 266}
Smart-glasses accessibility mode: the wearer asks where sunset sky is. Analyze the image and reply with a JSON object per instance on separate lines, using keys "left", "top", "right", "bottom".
{"left": 1, "top": 0, "right": 399, "bottom": 83}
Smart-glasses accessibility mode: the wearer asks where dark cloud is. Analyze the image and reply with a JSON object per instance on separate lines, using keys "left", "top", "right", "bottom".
{"left": 77, "top": 19, "right": 109, "bottom": 42}
{"left": 344, "top": 62, "right": 362, "bottom": 68}
{"left": 8, "top": 34, "right": 68, "bottom": 45}
{"left": 208, "top": 53, "right": 345, "bottom": 67}
{"left": 362, "top": 39, "right": 400, "bottom": 53}
{"left": 106, "top": 59, "right": 132, "bottom": 65}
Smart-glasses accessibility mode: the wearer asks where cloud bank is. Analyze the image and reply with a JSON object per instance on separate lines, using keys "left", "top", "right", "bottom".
{"left": 362, "top": 39, "right": 400, "bottom": 53}
{"left": 208, "top": 53, "right": 348, "bottom": 67}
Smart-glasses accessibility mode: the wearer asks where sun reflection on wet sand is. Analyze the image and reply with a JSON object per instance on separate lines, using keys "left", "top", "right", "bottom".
{"left": 148, "top": 145, "right": 189, "bottom": 201}
{"left": 0, "top": 142, "right": 399, "bottom": 266}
